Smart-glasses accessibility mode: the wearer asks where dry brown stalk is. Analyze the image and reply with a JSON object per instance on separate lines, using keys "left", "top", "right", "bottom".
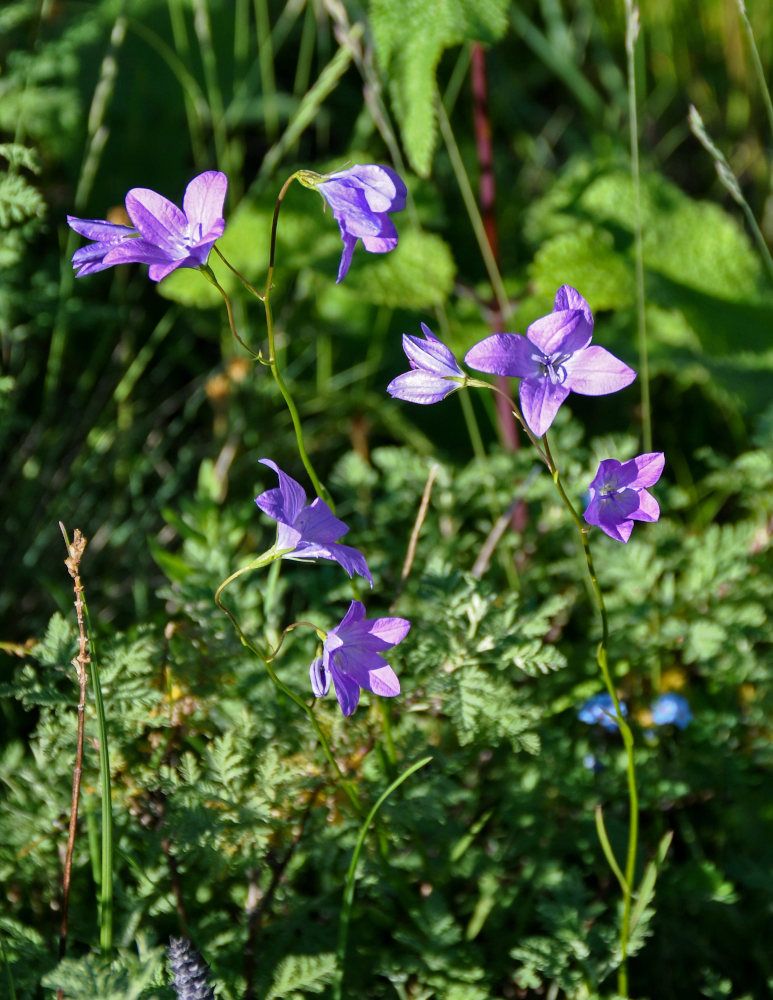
{"left": 57, "top": 524, "right": 90, "bottom": 993}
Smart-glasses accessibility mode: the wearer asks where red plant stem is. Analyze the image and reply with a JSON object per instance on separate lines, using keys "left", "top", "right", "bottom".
{"left": 470, "top": 42, "right": 519, "bottom": 454}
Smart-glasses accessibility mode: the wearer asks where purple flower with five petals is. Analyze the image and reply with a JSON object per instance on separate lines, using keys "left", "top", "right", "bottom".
{"left": 387, "top": 323, "right": 466, "bottom": 404}
{"left": 583, "top": 452, "right": 665, "bottom": 543}
{"left": 304, "top": 164, "right": 407, "bottom": 283}
{"left": 464, "top": 286, "right": 636, "bottom": 437}
{"left": 67, "top": 170, "right": 227, "bottom": 281}
{"left": 255, "top": 459, "right": 372, "bottom": 585}
{"left": 310, "top": 600, "right": 410, "bottom": 716}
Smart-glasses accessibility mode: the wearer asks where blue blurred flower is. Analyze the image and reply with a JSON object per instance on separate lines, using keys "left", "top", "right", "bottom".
{"left": 578, "top": 692, "right": 627, "bottom": 732}
{"left": 651, "top": 693, "right": 693, "bottom": 729}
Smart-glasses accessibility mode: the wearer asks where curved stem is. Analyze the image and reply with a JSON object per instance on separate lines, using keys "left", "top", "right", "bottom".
{"left": 542, "top": 435, "right": 638, "bottom": 997}
{"left": 200, "top": 265, "right": 260, "bottom": 360}
{"left": 257, "top": 176, "right": 333, "bottom": 506}
{"left": 214, "top": 569, "right": 363, "bottom": 817}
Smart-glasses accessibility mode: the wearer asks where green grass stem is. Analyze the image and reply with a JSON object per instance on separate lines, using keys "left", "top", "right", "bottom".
{"left": 625, "top": 0, "right": 652, "bottom": 453}
{"left": 333, "top": 756, "right": 433, "bottom": 1000}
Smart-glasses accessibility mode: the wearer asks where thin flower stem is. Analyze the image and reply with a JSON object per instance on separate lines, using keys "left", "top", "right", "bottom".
{"left": 625, "top": 0, "right": 652, "bottom": 453}
{"left": 542, "top": 436, "right": 638, "bottom": 997}
{"left": 215, "top": 573, "right": 363, "bottom": 817}
{"left": 212, "top": 245, "right": 263, "bottom": 300}
{"left": 201, "top": 266, "right": 260, "bottom": 359}
{"left": 333, "top": 756, "right": 433, "bottom": 1000}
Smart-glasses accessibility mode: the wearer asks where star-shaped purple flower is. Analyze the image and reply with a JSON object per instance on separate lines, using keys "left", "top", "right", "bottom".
{"left": 651, "top": 693, "right": 692, "bottom": 729}
{"left": 67, "top": 170, "right": 228, "bottom": 281}
{"left": 310, "top": 164, "right": 407, "bottom": 283}
{"left": 255, "top": 459, "right": 372, "bottom": 585}
{"left": 578, "top": 693, "right": 627, "bottom": 732}
{"left": 386, "top": 323, "right": 466, "bottom": 404}
{"left": 310, "top": 600, "right": 410, "bottom": 716}
{"left": 583, "top": 452, "right": 664, "bottom": 543}
{"left": 464, "top": 286, "right": 636, "bottom": 437}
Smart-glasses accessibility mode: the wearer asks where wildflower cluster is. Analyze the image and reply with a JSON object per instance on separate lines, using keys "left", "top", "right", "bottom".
{"left": 68, "top": 157, "right": 668, "bottom": 996}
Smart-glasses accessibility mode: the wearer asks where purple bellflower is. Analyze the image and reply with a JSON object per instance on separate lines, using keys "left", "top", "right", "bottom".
{"left": 464, "top": 286, "right": 636, "bottom": 437}
{"left": 255, "top": 459, "right": 372, "bottom": 585}
{"left": 584, "top": 452, "right": 664, "bottom": 543}
{"left": 578, "top": 692, "right": 627, "bottom": 732}
{"left": 387, "top": 323, "right": 466, "bottom": 404}
{"left": 306, "top": 164, "right": 407, "bottom": 283}
{"left": 67, "top": 170, "right": 227, "bottom": 281}
{"left": 310, "top": 600, "right": 410, "bottom": 716}
{"left": 651, "top": 693, "right": 693, "bottom": 729}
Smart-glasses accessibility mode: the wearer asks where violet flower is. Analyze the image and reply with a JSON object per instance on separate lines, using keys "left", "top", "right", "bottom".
{"left": 387, "top": 323, "right": 466, "bottom": 404}
{"left": 67, "top": 170, "right": 227, "bottom": 281}
{"left": 255, "top": 459, "right": 372, "bottom": 585}
{"left": 578, "top": 693, "right": 627, "bottom": 732}
{"left": 310, "top": 600, "right": 410, "bottom": 716}
{"left": 651, "top": 693, "right": 692, "bottom": 729}
{"left": 305, "top": 164, "right": 407, "bottom": 282}
{"left": 464, "top": 285, "right": 636, "bottom": 437}
{"left": 583, "top": 452, "right": 664, "bottom": 543}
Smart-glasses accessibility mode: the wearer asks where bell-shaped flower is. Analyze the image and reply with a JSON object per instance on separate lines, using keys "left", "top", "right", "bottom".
{"left": 464, "top": 285, "right": 636, "bottom": 437}
{"left": 583, "top": 452, "right": 664, "bottom": 543}
{"left": 67, "top": 170, "right": 228, "bottom": 282}
{"left": 255, "top": 459, "right": 372, "bottom": 585}
{"left": 306, "top": 164, "right": 407, "bottom": 282}
{"left": 387, "top": 323, "right": 466, "bottom": 404}
{"left": 310, "top": 600, "right": 410, "bottom": 716}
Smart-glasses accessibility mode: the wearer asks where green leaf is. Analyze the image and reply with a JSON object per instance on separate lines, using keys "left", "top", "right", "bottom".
{"left": 370, "top": 0, "right": 509, "bottom": 176}
{"left": 264, "top": 952, "right": 337, "bottom": 999}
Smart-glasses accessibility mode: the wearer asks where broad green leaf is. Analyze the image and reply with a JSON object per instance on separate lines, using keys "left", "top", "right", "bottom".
{"left": 370, "top": 0, "right": 509, "bottom": 176}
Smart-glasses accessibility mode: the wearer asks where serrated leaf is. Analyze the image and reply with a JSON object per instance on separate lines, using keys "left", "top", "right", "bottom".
{"left": 370, "top": 0, "right": 509, "bottom": 176}
{"left": 264, "top": 952, "right": 337, "bottom": 999}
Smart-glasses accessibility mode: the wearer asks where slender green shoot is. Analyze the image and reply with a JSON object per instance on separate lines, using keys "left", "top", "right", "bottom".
{"left": 688, "top": 104, "right": 773, "bottom": 282}
{"left": 333, "top": 756, "right": 433, "bottom": 1000}
{"left": 736, "top": 0, "right": 773, "bottom": 141}
{"left": 625, "top": 0, "right": 652, "bottom": 453}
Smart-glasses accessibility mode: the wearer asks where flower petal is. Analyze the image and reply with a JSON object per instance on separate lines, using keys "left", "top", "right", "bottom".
{"left": 295, "top": 498, "right": 349, "bottom": 543}
{"left": 526, "top": 309, "right": 588, "bottom": 355}
{"left": 67, "top": 216, "right": 137, "bottom": 242}
{"left": 182, "top": 171, "right": 228, "bottom": 236}
{"left": 387, "top": 370, "right": 460, "bottom": 404}
{"left": 626, "top": 452, "right": 665, "bottom": 489}
{"left": 336, "top": 231, "right": 358, "bottom": 283}
{"left": 366, "top": 616, "right": 411, "bottom": 646}
{"left": 464, "top": 333, "right": 536, "bottom": 378}
{"left": 329, "top": 664, "right": 361, "bottom": 716}
{"left": 309, "top": 657, "right": 330, "bottom": 697}
{"left": 553, "top": 285, "right": 593, "bottom": 330}
{"left": 628, "top": 487, "right": 660, "bottom": 522}
{"left": 402, "top": 325, "right": 463, "bottom": 377}
{"left": 563, "top": 345, "right": 636, "bottom": 396}
{"left": 125, "top": 187, "right": 188, "bottom": 252}
{"left": 255, "top": 459, "right": 307, "bottom": 524}
{"left": 519, "top": 377, "right": 570, "bottom": 437}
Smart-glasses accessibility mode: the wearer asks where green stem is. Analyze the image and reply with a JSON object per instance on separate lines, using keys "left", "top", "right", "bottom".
{"left": 214, "top": 571, "right": 363, "bottom": 817}
{"left": 82, "top": 603, "right": 113, "bottom": 957}
{"left": 625, "top": 0, "right": 652, "bottom": 453}
{"left": 542, "top": 435, "right": 638, "bottom": 997}
{"left": 333, "top": 756, "right": 433, "bottom": 1000}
